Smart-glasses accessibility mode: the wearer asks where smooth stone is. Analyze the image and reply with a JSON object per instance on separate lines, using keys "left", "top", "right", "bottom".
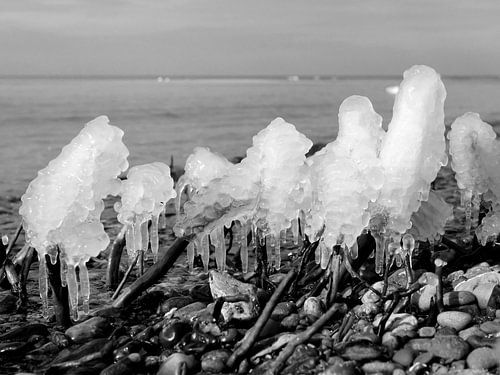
{"left": 201, "top": 349, "right": 231, "bottom": 373}
{"left": 466, "top": 335, "right": 499, "bottom": 349}
{"left": 443, "top": 291, "right": 477, "bottom": 307}
{"left": 413, "top": 351, "right": 434, "bottom": 364}
{"left": 219, "top": 328, "right": 238, "bottom": 344}
{"left": 361, "top": 361, "right": 396, "bottom": 374}
{"left": 418, "top": 326, "right": 436, "bottom": 338}
{"left": 456, "top": 304, "right": 481, "bottom": 316}
{"left": 436, "top": 326, "right": 458, "bottom": 336}
{"left": 479, "top": 320, "right": 500, "bottom": 334}
{"left": 373, "top": 313, "right": 417, "bottom": 333}
{"left": 459, "top": 326, "right": 485, "bottom": 341}
{"left": 209, "top": 270, "right": 259, "bottom": 322}
{"left": 159, "top": 322, "right": 191, "bottom": 349}
{"left": 160, "top": 296, "right": 194, "bottom": 314}
{"left": 382, "top": 332, "right": 399, "bottom": 352}
{"left": 303, "top": 297, "right": 324, "bottom": 319}
{"left": 428, "top": 336, "right": 469, "bottom": 361}
{"left": 405, "top": 338, "right": 432, "bottom": 352}
{"left": 322, "top": 361, "right": 357, "bottom": 375}
{"left": 393, "top": 348, "right": 414, "bottom": 367}
{"left": 466, "top": 347, "right": 498, "bottom": 370}
{"left": 0, "top": 292, "right": 17, "bottom": 314}
{"left": 342, "top": 344, "right": 383, "bottom": 361}
{"left": 157, "top": 353, "right": 197, "bottom": 375}
{"left": 172, "top": 302, "right": 207, "bottom": 321}
{"left": 281, "top": 313, "right": 300, "bottom": 330}
{"left": 272, "top": 301, "right": 296, "bottom": 320}
{"left": 472, "top": 283, "right": 497, "bottom": 309}
{"left": 361, "top": 281, "right": 385, "bottom": 304}
{"left": 437, "top": 311, "right": 472, "bottom": 331}
{"left": 65, "top": 317, "right": 110, "bottom": 344}
{"left": 486, "top": 285, "right": 500, "bottom": 316}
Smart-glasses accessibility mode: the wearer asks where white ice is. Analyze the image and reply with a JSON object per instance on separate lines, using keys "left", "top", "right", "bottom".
{"left": 175, "top": 118, "right": 312, "bottom": 271}
{"left": 115, "top": 162, "right": 176, "bottom": 262}
{"left": 19, "top": 116, "right": 129, "bottom": 318}
{"left": 448, "top": 112, "right": 500, "bottom": 244}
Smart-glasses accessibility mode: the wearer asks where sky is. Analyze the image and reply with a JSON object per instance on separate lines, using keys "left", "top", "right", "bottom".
{"left": 1, "top": 0, "right": 500, "bottom": 76}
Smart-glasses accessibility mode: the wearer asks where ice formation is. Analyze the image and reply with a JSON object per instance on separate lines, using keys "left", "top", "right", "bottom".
{"left": 115, "top": 162, "right": 176, "bottom": 263}
{"left": 448, "top": 112, "right": 500, "bottom": 244}
{"left": 306, "top": 95, "right": 385, "bottom": 266}
{"left": 175, "top": 147, "right": 233, "bottom": 214}
{"left": 19, "top": 116, "right": 129, "bottom": 318}
{"left": 175, "top": 118, "right": 312, "bottom": 271}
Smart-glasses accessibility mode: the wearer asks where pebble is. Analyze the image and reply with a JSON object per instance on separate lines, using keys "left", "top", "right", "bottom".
{"left": 466, "top": 347, "right": 498, "bottom": 370}
{"left": 322, "top": 361, "right": 357, "bottom": 375}
{"left": 341, "top": 344, "right": 383, "bottom": 361}
{"left": 201, "top": 349, "right": 231, "bottom": 373}
{"left": 436, "top": 326, "right": 458, "bottom": 336}
{"left": 209, "top": 270, "right": 259, "bottom": 322}
{"left": 64, "top": 316, "right": 110, "bottom": 344}
{"left": 459, "top": 326, "right": 485, "bottom": 341}
{"left": 443, "top": 291, "right": 477, "bottom": 307}
{"left": 157, "top": 353, "right": 197, "bottom": 375}
{"left": 272, "top": 301, "right": 296, "bottom": 320}
{"left": 361, "top": 361, "right": 396, "bottom": 374}
{"left": 418, "top": 326, "right": 436, "bottom": 338}
{"left": 281, "top": 313, "right": 300, "bottom": 330}
{"left": 392, "top": 348, "right": 414, "bottom": 367}
{"left": 428, "top": 335, "right": 469, "bottom": 361}
{"left": 406, "top": 338, "right": 432, "bottom": 352}
{"left": 303, "top": 297, "right": 324, "bottom": 320}
{"left": 479, "top": 320, "right": 500, "bottom": 334}
{"left": 472, "top": 283, "right": 498, "bottom": 309}
{"left": 413, "top": 351, "right": 434, "bottom": 365}
{"left": 437, "top": 311, "right": 472, "bottom": 331}
{"left": 374, "top": 313, "right": 418, "bottom": 333}
{"left": 159, "top": 322, "right": 191, "bottom": 348}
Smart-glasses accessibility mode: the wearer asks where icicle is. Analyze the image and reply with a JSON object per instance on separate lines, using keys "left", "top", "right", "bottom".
{"left": 211, "top": 226, "right": 226, "bottom": 272}
{"left": 187, "top": 242, "right": 195, "bottom": 272}
{"left": 49, "top": 253, "right": 58, "bottom": 265}
{"left": 471, "top": 193, "right": 481, "bottom": 230}
{"left": 266, "top": 235, "right": 275, "bottom": 269}
{"left": 133, "top": 220, "right": 142, "bottom": 253}
{"left": 141, "top": 220, "right": 149, "bottom": 253}
{"left": 461, "top": 189, "right": 473, "bottom": 232}
{"left": 349, "top": 240, "right": 359, "bottom": 260}
{"left": 387, "top": 242, "right": 400, "bottom": 270}
{"left": 125, "top": 225, "right": 136, "bottom": 263}
{"left": 275, "top": 232, "right": 282, "bottom": 270}
{"left": 150, "top": 214, "right": 160, "bottom": 262}
{"left": 402, "top": 233, "right": 415, "bottom": 270}
{"left": 373, "top": 232, "right": 386, "bottom": 276}
{"left": 38, "top": 255, "right": 49, "bottom": 318}
{"left": 291, "top": 218, "right": 300, "bottom": 245}
{"left": 201, "top": 234, "right": 210, "bottom": 272}
{"left": 320, "top": 242, "right": 331, "bottom": 269}
{"left": 175, "top": 181, "right": 188, "bottom": 215}
{"left": 241, "top": 222, "right": 249, "bottom": 273}
{"left": 159, "top": 206, "right": 167, "bottom": 229}
{"left": 66, "top": 264, "right": 79, "bottom": 320}
{"left": 60, "top": 258, "right": 68, "bottom": 287}
{"left": 315, "top": 244, "right": 321, "bottom": 264}
{"left": 78, "top": 260, "right": 90, "bottom": 315}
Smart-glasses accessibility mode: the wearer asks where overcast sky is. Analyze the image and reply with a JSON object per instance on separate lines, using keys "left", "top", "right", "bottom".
{"left": 1, "top": 0, "right": 500, "bottom": 76}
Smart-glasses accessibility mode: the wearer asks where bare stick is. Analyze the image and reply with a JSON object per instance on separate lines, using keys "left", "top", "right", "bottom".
{"left": 106, "top": 225, "right": 126, "bottom": 289}
{"left": 265, "top": 302, "right": 344, "bottom": 375}
{"left": 112, "top": 252, "right": 140, "bottom": 300}
{"left": 5, "top": 223, "right": 23, "bottom": 256}
{"left": 227, "top": 268, "right": 297, "bottom": 369}
{"left": 112, "top": 238, "right": 189, "bottom": 309}
{"left": 45, "top": 251, "right": 72, "bottom": 328}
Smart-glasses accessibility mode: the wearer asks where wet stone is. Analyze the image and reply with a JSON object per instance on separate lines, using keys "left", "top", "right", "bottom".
{"left": 405, "top": 338, "right": 432, "bottom": 352}
{"left": 418, "top": 326, "right": 436, "bottom": 338}
{"left": 159, "top": 296, "right": 194, "bottom": 314}
{"left": 157, "top": 353, "right": 198, "bottom": 375}
{"left": 466, "top": 347, "right": 498, "bottom": 370}
{"left": 437, "top": 311, "right": 472, "bottom": 331}
{"left": 272, "top": 301, "right": 296, "bottom": 320}
{"left": 392, "top": 348, "right": 414, "bottom": 367}
{"left": 459, "top": 326, "right": 485, "bottom": 341}
{"left": 201, "top": 349, "right": 231, "bottom": 373}
{"left": 172, "top": 302, "right": 207, "bottom": 321}
{"left": 281, "top": 313, "right": 300, "bottom": 330}
{"left": 303, "top": 297, "right": 324, "bottom": 320}
{"left": 443, "top": 291, "right": 477, "bottom": 307}
{"left": 361, "top": 361, "right": 397, "bottom": 374}
{"left": 479, "top": 320, "right": 500, "bottom": 334}
{"left": 413, "top": 351, "right": 434, "bottom": 365}
{"left": 429, "top": 335, "right": 469, "bottom": 361}
{"left": 322, "top": 361, "right": 357, "bottom": 375}
{"left": 64, "top": 316, "right": 111, "bottom": 344}
{"left": 435, "top": 327, "right": 458, "bottom": 336}
{"left": 341, "top": 344, "right": 383, "bottom": 361}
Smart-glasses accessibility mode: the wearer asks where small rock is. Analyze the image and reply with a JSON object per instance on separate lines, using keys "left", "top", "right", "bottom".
{"left": 382, "top": 332, "right": 399, "bottom": 351}
{"left": 436, "top": 326, "right": 458, "bottom": 336}
{"left": 479, "top": 320, "right": 500, "bottom": 334}
{"left": 413, "top": 272, "right": 439, "bottom": 311}
{"left": 443, "top": 291, "right": 477, "bottom": 307}
{"left": 65, "top": 317, "right": 110, "bottom": 344}
{"left": 405, "top": 338, "right": 432, "bottom": 352}
{"left": 272, "top": 302, "right": 296, "bottom": 320}
{"left": 374, "top": 313, "right": 417, "bottom": 333}
{"left": 459, "top": 326, "right": 485, "bottom": 341}
{"left": 456, "top": 304, "right": 481, "bottom": 316}
{"left": 209, "top": 270, "right": 259, "bottom": 322}
{"left": 172, "top": 302, "right": 207, "bottom": 321}
{"left": 157, "top": 353, "right": 197, "bottom": 375}
{"left": 428, "top": 335, "right": 469, "bottom": 361}
{"left": 393, "top": 348, "right": 414, "bottom": 367}
{"left": 322, "top": 361, "right": 357, "bottom": 375}
{"left": 281, "top": 314, "right": 300, "bottom": 330}
{"left": 466, "top": 347, "right": 498, "bottom": 370}
{"left": 159, "top": 322, "right": 191, "bottom": 348}
{"left": 361, "top": 361, "right": 396, "bottom": 374}
{"left": 342, "top": 344, "right": 383, "bottom": 361}
{"left": 201, "top": 349, "right": 231, "bottom": 373}
{"left": 418, "top": 326, "right": 436, "bottom": 338}
{"left": 472, "top": 283, "right": 498, "bottom": 309}
{"left": 413, "top": 351, "right": 434, "bottom": 365}
{"left": 303, "top": 297, "right": 324, "bottom": 320}
{"left": 437, "top": 311, "right": 472, "bottom": 331}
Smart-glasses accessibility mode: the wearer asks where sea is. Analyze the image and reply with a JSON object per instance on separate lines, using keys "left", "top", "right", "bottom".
{"left": 1, "top": 75, "right": 500, "bottom": 200}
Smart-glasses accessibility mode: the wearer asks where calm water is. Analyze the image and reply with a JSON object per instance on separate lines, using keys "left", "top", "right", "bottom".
{"left": 1, "top": 76, "right": 500, "bottom": 197}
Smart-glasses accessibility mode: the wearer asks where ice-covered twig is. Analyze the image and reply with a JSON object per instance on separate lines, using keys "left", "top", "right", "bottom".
{"left": 106, "top": 225, "right": 127, "bottom": 290}
{"left": 44, "top": 249, "right": 71, "bottom": 328}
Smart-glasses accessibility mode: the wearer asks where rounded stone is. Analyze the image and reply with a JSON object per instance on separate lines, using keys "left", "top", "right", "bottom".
{"left": 392, "top": 348, "right": 414, "bottom": 367}
{"left": 303, "top": 297, "right": 324, "bottom": 319}
{"left": 443, "top": 291, "right": 477, "bottom": 307}
{"left": 418, "top": 326, "right": 436, "bottom": 338}
{"left": 429, "top": 336, "right": 469, "bottom": 361}
{"left": 459, "top": 326, "right": 486, "bottom": 341}
{"left": 479, "top": 320, "right": 500, "bottom": 334}
{"left": 281, "top": 313, "right": 300, "bottom": 330}
{"left": 201, "top": 349, "right": 231, "bottom": 373}
{"left": 361, "top": 361, "right": 396, "bottom": 374}
{"left": 466, "top": 347, "right": 497, "bottom": 370}
{"left": 437, "top": 311, "right": 472, "bottom": 331}
{"left": 158, "top": 353, "right": 197, "bottom": 375}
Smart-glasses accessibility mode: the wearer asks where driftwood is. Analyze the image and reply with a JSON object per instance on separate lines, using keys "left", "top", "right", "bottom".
{"left": 112, "top": 238, "right": 189, "bottom": 309}
{"left": 227, "top": 268, "right": 297, "bottom": 369}
{"left": 106, "top": 225, "right": 127, "bottom": 290}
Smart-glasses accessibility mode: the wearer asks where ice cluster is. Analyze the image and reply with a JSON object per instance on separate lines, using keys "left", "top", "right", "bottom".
{"left": 115, "top": 162, "right": 176, "bottom": 263}
{"left": 175, "top": 65, "right": 450, "bottom": 274}
{"left": 448, "top": 113, "right": 500, "bottom": 244}
{"left": 174, "top": 118, "right": 312, "bottom": 271}
{"left": 19, "top": 116, "right": 129, "bottom": 318}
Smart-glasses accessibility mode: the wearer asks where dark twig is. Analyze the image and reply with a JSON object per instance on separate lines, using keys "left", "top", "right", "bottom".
{"left": 5, "top": 223, "right": 23, "bottom": 256}
{"left": 106, "top": 225, "right": 126, "bottom": 290}
{"left": 113, "top": 238, "right": 189, "bottom": 309}
{"left": 227, "top": 268, "right": 297, "bottom": 369}
{"left": 112, "top": 252, "right": 140, "bottom": 300}
{"left": 45, "top": 250, "right": 72, "bottom": 328}
{"left": 377, "top": 293, "right": 401, "bottom": 338}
